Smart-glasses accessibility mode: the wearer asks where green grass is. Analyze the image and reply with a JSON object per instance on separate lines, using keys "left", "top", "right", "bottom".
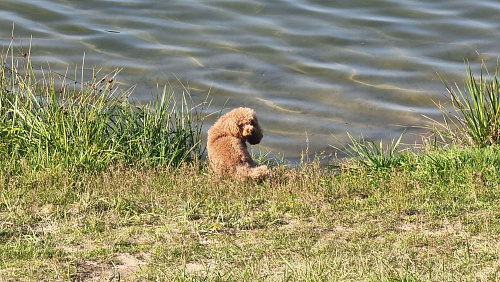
{"left": 0, "top": 45, "right": 205, "bottom": 174}
{"left": 1, "top": 44, "right": 500, "bottom": 280}
{"left": 1, "top": 148, "right": 499, "bottom": 280}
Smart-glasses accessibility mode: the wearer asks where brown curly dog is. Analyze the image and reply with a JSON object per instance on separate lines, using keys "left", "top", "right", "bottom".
{"left": 207, "top": 107, "right": 270, "bottom": 180}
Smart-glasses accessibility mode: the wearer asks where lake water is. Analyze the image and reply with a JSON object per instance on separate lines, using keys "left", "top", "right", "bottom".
{"left": 2, "top": 0, "right": 500, "bottom": 161}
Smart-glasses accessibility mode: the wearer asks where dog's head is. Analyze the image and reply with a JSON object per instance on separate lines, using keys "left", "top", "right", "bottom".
{"left": 222, "top": 107, "right": 263, "bottom": 144}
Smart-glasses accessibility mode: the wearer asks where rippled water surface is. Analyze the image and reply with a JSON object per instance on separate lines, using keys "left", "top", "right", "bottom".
{"left": 2, "top": 0, "right": 500, "bottom": 160}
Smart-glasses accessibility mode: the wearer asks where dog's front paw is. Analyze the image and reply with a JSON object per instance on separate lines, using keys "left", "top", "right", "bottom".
{"left": 250, "top": 165, "right": 270, "bottom": 179}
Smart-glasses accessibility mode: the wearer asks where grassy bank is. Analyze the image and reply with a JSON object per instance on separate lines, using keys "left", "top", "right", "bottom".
{"left": 1, "top": 148, "right": 499, "bottom": 280}
{"left": 1, "top": 46, "right": 500, "bottom": 280}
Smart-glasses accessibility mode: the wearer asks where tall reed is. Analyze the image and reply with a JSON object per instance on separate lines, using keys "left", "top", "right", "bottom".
{"left": 0, "top": 46, "right": 205, "bottom": 172}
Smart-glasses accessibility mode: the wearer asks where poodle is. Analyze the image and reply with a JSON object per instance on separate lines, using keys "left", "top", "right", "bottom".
{"left": 207, "top": 107, "right": 270, "bottom": 180}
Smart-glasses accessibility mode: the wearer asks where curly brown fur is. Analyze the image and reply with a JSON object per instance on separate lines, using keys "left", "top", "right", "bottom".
{"left": 207, "top": 107, "right": 270, "bottom": 181}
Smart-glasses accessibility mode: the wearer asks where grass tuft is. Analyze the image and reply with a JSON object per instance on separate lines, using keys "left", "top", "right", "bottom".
{"left": 330, "top": 131, "right": 406, "bottom": 169}
{"left": 429, "top": 62, "right": 500, "bottom": 147}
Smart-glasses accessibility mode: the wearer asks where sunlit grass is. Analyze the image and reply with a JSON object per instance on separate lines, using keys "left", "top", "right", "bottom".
{"left": 0, "top": 43, "right": 206, "bottom": 173}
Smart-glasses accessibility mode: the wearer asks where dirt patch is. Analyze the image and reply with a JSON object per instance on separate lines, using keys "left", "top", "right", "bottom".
{"left": 115, "top": 253, "right": 145, "bottom": 278}
{"left": 185, "top": 262, "right": 204, "bottom": 273}
{"left": 74, "top": 253, "right": 147, "bottom": 281}
{"left": 59, "top": 242, "right": 97, "bottom": 254}
{"left": 75, "top": 260, "right": 112, "bottom": 281}
{"left": 397, "top": 221, "right": 465, "bottom": 237}
{"left": 184, "top": 260, "right": 218, "bottom": 275}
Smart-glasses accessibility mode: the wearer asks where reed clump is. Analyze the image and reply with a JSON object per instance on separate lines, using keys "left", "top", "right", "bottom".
{"left": 431, "top": 62, "right": 500, "bottom": 147}
{"left": 0, "top": 47, "right": 204, "bottom": 173}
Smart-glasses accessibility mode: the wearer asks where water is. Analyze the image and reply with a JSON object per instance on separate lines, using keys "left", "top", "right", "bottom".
{"left": 2, "top": 0, "right": 500, "bottom": 161}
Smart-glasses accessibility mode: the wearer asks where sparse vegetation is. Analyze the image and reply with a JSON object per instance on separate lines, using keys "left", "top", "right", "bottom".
{"left": 1, "top": 44, "right": 500, "bottom": 280}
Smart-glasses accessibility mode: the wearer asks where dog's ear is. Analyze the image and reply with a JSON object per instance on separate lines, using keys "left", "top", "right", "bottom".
{"left": 227, "top": 121, "right": 241, "bottom": 137}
